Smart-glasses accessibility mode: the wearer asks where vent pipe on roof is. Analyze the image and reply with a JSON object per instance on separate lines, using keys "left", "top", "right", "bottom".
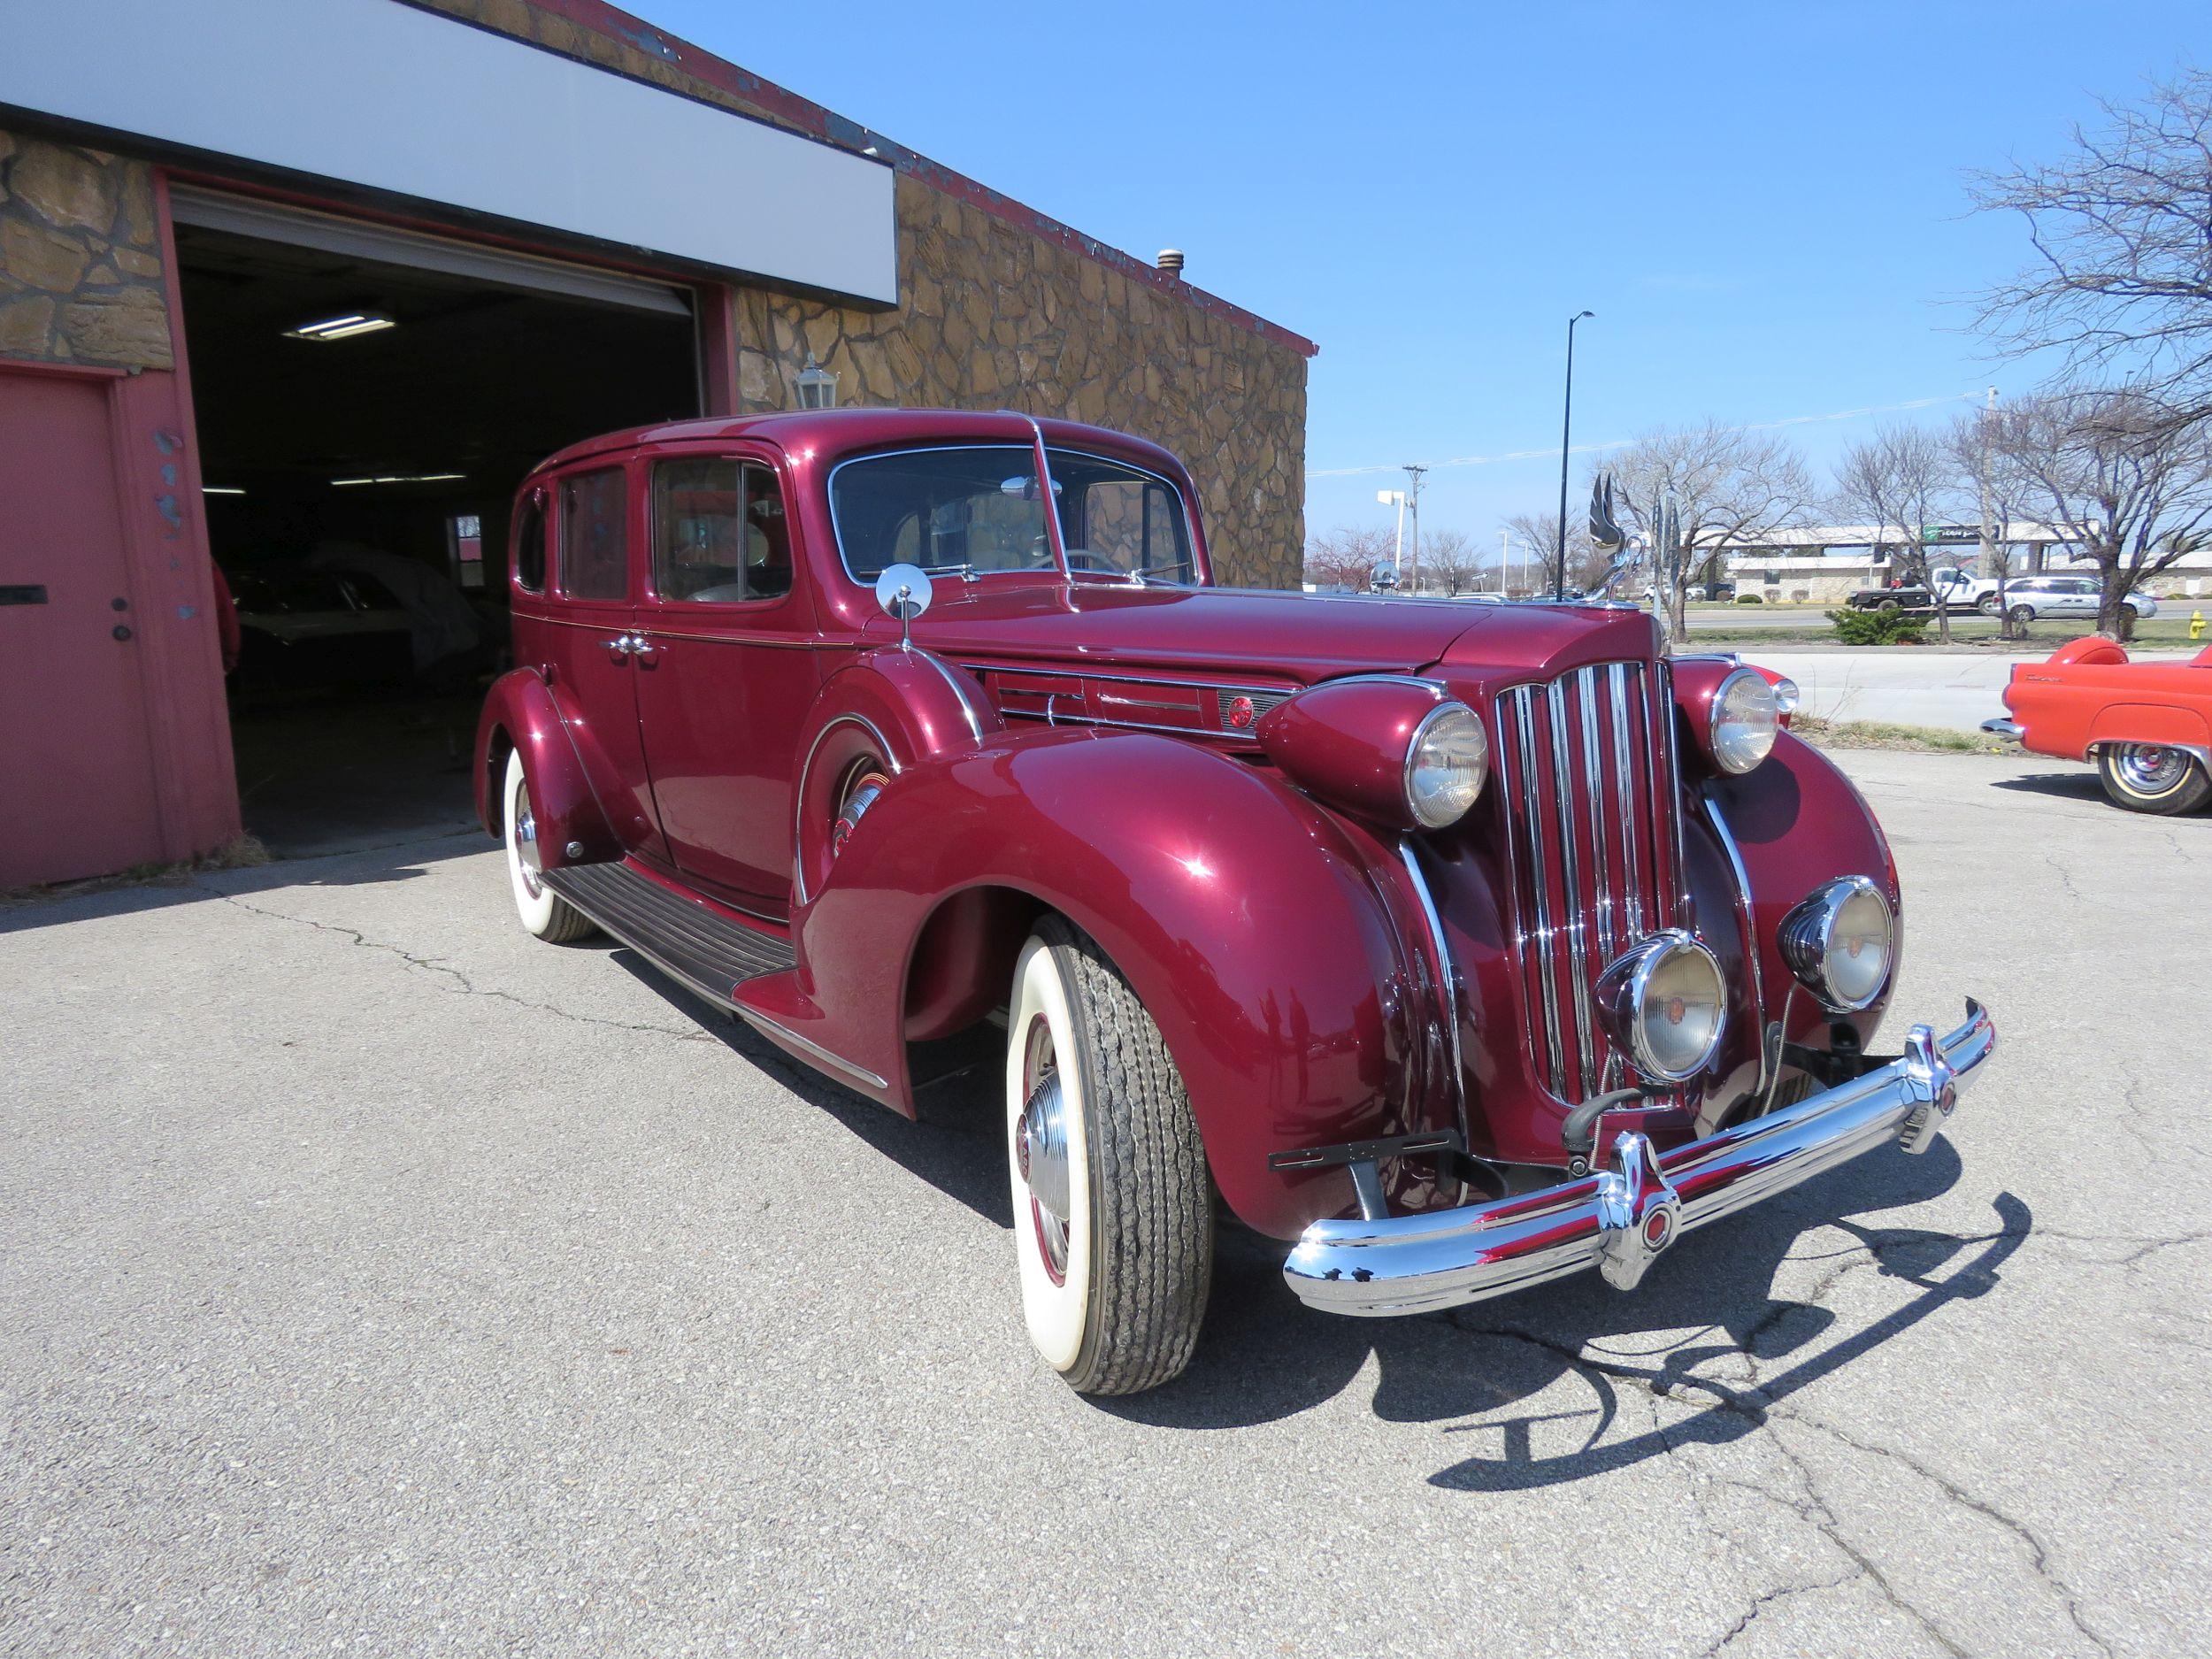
{"left": 1156, "top": 249, "right": 1185, "bottom": 276}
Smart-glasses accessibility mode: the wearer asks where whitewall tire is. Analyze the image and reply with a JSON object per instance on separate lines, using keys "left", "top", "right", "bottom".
{"left": 1004, "top": 917, "right": 1212, "bottom": 1395}
{"left": 2096, "top": 743, "right": 2212, "bottom": 816}
{"left": 503, "top": 749, "right": 596, "bottom": 942}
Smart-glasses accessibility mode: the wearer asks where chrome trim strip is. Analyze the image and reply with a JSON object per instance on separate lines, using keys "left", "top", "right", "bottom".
{"left": 1656, "top": 658, "right": 1693, "bottom": 926}
{"left": 1508, "top": 688, "right": 1565, "bottom": 1094}
{"left": 1579, "top": 665, "right": 1616, "bottom": 963}
{"left": 1546, "top": 677, "right": 1598, "bottom": 1095}
{"left": 792, "top": 712, "right": 901, "bottom": 908}
{"left": 1701, "top": 789, "right": 1768, "bottom": 1090}
{"left": 916, "top": 650, "right": 986, "bottom": 742}
{"left": 1315, "top": 672, "right": 1450, "bottom": 696}
{"left": 1610, "top": 663, "right": 1645, "bottom": 940}
{"left": 733, "top": 1006, "right": 890, "bottom": 1092}
{"left": 964, "top": 662, "right": 1300, "bottom": 697}
{"left": 1286, "top": 1000, "right": 1994, "bottom": 1315}
{"left": 1397, "top": 839, "right": 1468, "bottom": 1129}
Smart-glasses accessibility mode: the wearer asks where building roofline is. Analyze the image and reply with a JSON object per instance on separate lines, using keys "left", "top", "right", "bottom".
{"left": 421, "top": 0, "right": 1317, "bottom": 358}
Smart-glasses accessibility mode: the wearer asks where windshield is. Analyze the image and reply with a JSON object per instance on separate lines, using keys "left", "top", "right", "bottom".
{"left": 830, "top": 444, "right": 1195, "bottom": 584}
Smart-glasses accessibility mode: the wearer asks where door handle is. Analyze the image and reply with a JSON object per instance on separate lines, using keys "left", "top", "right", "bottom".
{"left": 627, "top": 632, "right": 657, "bottom": 661}
{"left": 604, "top": 634, "right": 633, "bottom": 660}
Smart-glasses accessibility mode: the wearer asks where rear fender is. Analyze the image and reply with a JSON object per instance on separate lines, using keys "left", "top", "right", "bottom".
{"left": 474, "top": 668, "right": 619, "bottom": 866}
{"left": 798, "top": 726, "right": 1433, "bottom": 1240}
{"left": 2085, "top": 702, "right": 2212, "bottom": 753}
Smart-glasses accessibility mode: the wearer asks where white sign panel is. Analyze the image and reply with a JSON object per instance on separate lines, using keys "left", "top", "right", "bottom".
{"left": 0, "top": 0, "right": 897, "bottom": 304}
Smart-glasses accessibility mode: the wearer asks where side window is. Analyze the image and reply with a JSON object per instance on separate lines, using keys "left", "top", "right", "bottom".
{"left": 559, "top": 466, "right": 629, "bottom": 600}
{"left": 651, "top": 457, "right": 793, "bottom": 603}
{"left": 512, "top": 493, "right": 546, "bottom": 593}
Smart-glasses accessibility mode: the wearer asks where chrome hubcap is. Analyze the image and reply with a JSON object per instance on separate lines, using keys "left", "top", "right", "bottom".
{"left": 1019, "top": 1015, "right": 1071, "bottom": 1281}
{"left": 2115, "top": 743, "right": 2186, "bottom": 793}
{"left": 513, "top": 779, "right": 543, "bottom": 897}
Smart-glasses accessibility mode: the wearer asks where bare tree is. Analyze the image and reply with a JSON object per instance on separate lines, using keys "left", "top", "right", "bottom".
{"left": 1500, "top": 511, "right": 1610, "bottom": 595}
{"left": 1983, "top": 388, "right": 2212, "bottom": 636}
{"left": 1971, "top": 70, "right": 2212, "bottom": 430}
{"left": 1603, "top": 423, "right": 1814, "bottom": 634}
{"left": 1832, "top": 422, "right": 1967, "bottom": 641}
{"left": 1945, "top": 406, "right": 2027, "bottom": 637}
{"left": 1302, "top": 525, "right": 1392, "bottom": 594}
{"left": 1420, "top": 528, "right": 1482, "bottom": 595}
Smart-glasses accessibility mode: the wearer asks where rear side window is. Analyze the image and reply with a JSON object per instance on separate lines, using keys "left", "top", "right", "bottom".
{"left": 651, "top": 457, "right": 795, "bottom": 603}
{"left": 559, "top": 467, "right": 629, "bottom": 600}
{"left": 512, "top": 493, "right": 546, "bottom": 593}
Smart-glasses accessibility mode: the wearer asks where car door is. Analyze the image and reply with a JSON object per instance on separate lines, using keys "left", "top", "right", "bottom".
{"left": 631, "top": 445, "right": 825, "bottom": 911}
{"left": 536, "top": 463, "right": 668, "bottom": 860}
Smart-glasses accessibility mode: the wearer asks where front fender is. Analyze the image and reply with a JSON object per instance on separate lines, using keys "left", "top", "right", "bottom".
{"left": 799, "top": 726, "right": 1435, "bottom": 1240}
{"left": 474, "top": 668, "right": 619, "bottom": 866}
{"left": 1707, "top": 731, "right": 1901, "bottom": 1071}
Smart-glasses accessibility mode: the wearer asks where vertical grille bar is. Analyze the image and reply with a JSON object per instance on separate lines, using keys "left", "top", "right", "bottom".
{"left": 1498, "top": 659, "right": 1679, "bottom": 1106}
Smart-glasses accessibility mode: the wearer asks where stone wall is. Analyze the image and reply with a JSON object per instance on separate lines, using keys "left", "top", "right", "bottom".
{"left": 408, "top": 0, "right": 1310, "bottom": 588}
{"left": 0, "top": 130, "right": 173, "bottom": 370}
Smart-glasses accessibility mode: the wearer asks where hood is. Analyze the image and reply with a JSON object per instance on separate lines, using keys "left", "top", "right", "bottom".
{"left": 895, "top": 581, "right": 1499, "bottom": 685}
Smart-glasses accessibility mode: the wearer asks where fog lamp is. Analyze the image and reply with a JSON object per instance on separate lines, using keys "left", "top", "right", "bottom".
{"left": 1778, "top": 877, "right": 1893, "bottom": 1011}
{"left": 1594, "top": 933, "right": 1728, "bottom": 1083}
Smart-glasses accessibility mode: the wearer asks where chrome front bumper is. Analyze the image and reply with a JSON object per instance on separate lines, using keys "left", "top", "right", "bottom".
{"left": 1283, "top": 1001, "right": 1995, "bottom": 1316}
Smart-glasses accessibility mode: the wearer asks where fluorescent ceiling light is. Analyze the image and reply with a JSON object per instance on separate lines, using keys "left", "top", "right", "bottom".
{"left": 201, "top": 486, "right": 246, "bottom": 495}
{"left": 286, "top": 311, "right": 396, "bottom": 342}
{"left": 329, "top": 472, "right": 467, "bottom": 487}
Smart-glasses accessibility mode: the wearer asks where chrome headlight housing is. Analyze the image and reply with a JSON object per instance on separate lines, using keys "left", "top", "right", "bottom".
{"left": 1710, "top": 668, "right": 1781, "bottom": 773}
{"left": 1594, "top": 932, "right": 1728, "bottom": 1083}
{"left": 1403, "top": 702, "right": 1488, "bottom": 828}
{"left": 1778, "top": 877, "right": 1894, "bottom": 1011}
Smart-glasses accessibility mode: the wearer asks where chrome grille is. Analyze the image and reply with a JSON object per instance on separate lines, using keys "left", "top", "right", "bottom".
{"left": 1495, "top": 662, "right": 1684, "bottom": 1103}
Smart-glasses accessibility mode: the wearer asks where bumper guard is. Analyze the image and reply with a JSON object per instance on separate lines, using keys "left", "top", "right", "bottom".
{"left": 1283, "top": 1000, "right": 1994, "bottom": 1316}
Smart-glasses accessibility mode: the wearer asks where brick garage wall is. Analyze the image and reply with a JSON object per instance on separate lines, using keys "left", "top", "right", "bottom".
{"left": 0, "top": 130, "right": 173, "bottom": 369}
{"left": 410, "top": 0, "right": 1310, "bottom": 588}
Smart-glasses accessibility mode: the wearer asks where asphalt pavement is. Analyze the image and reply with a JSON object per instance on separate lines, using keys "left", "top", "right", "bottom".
{"left": 4, "top": 750, "right": 2208, "bottom": 1657}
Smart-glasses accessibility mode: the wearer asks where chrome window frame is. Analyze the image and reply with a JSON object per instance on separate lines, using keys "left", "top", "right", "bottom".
{"left": 825, "top": 443, "right": 1203, "bottom": 589}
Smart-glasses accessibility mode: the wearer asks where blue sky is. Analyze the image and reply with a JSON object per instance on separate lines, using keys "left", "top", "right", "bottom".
{"left": 636, "top": 1, "right": 2204, "bottom": 554}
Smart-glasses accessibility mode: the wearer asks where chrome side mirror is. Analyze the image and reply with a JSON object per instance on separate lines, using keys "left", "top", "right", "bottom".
{"left": 874, "top": 562, "right": 933, "bottom": 649}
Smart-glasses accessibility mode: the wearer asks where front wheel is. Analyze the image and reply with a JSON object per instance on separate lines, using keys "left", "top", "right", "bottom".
{"left": 1005, "top": 918, "right": 1211, "bottom": 1395}
{"left": 2096, "top": 744, "right": 2212, "bottom": 815}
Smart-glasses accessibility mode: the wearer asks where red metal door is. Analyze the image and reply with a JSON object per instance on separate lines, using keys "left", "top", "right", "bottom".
{"left": 541, "top": 462, "right": 667, "bottom": 861}
{"left": 631, "top": 447, "right": 823, "bottom": 909}
{"left": 0, "top": 367, "right": 165, "bottom": 887}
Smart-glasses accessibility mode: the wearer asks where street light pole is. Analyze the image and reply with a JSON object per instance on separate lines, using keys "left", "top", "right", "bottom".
{"left": 1555, "top": 310, "right": 1594, "bottom": 602}
{"left": 1401, "top": 465, "right": 1427, "bottom": 595}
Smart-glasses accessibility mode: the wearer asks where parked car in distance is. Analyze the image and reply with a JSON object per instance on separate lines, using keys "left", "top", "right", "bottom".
{"left": 227, "top": 566, "right": 414, "bottom": 696}
{"left": 1844, "top": 566, "right": 1987, "bottom": 614}
{"left": 477, "top": 408, "right": 1994, "bottom": 1395}
{"left": 1986, "top": 635, "right": 2212, "bottom": 813}
{"left": 1997, "top": 574, "right": 2157, "bottom": 627}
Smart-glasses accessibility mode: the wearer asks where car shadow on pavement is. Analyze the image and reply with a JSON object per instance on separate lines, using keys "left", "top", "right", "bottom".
{"left": 609, "top": 951, "right": 2024, "bottom": 1490}
{"left": 1108, "top": 1147, "right": 2028, "bottom": 1488}
{"left": 1987, "top": 769, "right": 2107, "bottom": 805}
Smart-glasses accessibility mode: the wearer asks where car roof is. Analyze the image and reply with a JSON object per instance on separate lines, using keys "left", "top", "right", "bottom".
{"left": 528, "top": 407, "right": 1190, "bottom": 482}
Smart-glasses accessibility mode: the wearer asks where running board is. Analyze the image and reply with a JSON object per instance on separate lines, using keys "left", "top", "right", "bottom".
{"left": 541, "top": 862, "right": 795, "bottom": 1006}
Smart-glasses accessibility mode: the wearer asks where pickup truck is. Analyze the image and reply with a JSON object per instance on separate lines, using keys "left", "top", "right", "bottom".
{"left": 1846, "top": 566, "right": 1995, "bottom": 615}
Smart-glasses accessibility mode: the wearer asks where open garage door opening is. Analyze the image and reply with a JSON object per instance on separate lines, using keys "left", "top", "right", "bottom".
{"left": 173, "top": 196, "right": 701, "bottom": 856}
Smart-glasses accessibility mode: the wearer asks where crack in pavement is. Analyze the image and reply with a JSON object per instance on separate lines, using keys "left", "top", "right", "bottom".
{"left": 209, "top": 889, "right": 721, "bottom": 1046}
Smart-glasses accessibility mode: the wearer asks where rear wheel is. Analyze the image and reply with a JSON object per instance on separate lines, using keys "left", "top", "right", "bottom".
{"left": 1004, "top": 918, "right": 1211, "bottom": 1395}
{"left": 2008, "top": 604, "right": 2037, "bottom": 629}
{"left": 1874, "top": 597, "right": 1902, "bottom": 614}
{"left": 503, "top": 749, "right": 596, "bottom": 941}
{"left": 2096, "top": 743, "right": 2212, "bottom": 815}
{"left": 1977, "top": 594, "right": 2001, "bottom": 617}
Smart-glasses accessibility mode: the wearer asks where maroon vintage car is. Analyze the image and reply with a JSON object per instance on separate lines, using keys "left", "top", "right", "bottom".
{"left": 475, "top": 408, "right": 1994, "bottom": 1395}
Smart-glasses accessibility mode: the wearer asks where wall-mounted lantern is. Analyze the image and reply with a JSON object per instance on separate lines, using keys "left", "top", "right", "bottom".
{"left": 795, "top": 349, "right": 839, "bottom": 410}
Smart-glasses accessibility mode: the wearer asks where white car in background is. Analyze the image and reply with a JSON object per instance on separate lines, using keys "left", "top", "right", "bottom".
{"left": 1997, "top": 574, "right": 2158, "bottom": 626}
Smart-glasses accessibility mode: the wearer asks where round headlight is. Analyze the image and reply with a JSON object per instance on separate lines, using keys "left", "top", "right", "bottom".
{"left": 1404, "top": 702, "right": 1487, "bottom": 828}
{"left": 1711, "top": 669, "right": 1781, "bottom": 773}
{"left": 1778, "top": 877, "right": 1894, "bottom": 1011}
{"left": 1594, "top": 933, "right": 1728, "bottom": 1083}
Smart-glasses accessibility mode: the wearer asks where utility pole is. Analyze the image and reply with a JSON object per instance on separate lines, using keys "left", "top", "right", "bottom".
{"left": 1402, "top": 465, "right": 1427, "bottom": 595}
{"left": 1498, "top": 527, "right": 1510, "bottom": 595}
{"left": 1976, "top": 386, "right": 2004, "bottom": 634}
{"left": 1555, "top": 310, "right": 1594, "bottom": 601}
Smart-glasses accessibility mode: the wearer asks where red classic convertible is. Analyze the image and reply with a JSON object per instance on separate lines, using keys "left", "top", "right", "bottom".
{"left": 476, "top": 409, "right": 1993, "bottom": 1394}
{"left": 1988, "top": 637, "right": 2212, "bottom": 814}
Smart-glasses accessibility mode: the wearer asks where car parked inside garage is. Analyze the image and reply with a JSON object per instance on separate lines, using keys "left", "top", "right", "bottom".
{"left": 478, "top": 408, "right": 1996, "bottom": 1394}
